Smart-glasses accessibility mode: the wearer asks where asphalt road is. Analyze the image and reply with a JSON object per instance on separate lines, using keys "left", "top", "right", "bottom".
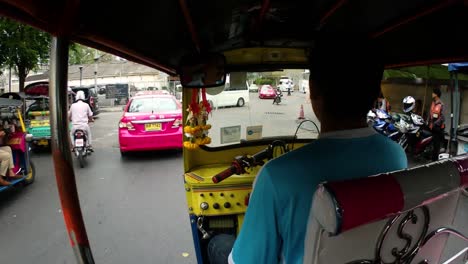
{"left": 0, "top": 111, "right": 196, "bottom": 264}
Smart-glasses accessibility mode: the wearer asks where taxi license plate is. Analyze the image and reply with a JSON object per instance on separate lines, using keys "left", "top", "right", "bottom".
{"left": 145, "top": 123, "right": 162, "bottom": 131}
{"left": 75, "top": 138, "right": 84, "bottom": 147}
{"left": 38, "top": 139, "right": 49, "bottom": 146}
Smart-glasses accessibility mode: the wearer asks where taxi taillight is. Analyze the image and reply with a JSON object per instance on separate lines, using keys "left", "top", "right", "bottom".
{"left": 119, "top": 121, "right": 135, "bottom": 130}
{"left": 172, "top": 118, "right": 182, "bottom": 128}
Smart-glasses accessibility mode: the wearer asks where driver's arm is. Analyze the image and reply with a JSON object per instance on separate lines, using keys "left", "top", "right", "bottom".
{"left": 229, "top": 167, "right": 282, "bottom": 263}
{"left": 68, "top": 107, "right": 72, "bottom": 122}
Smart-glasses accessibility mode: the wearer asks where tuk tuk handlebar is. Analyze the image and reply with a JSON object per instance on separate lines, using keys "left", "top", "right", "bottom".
{"left": 212, "top": 146, "right": 273, "bottom": 183}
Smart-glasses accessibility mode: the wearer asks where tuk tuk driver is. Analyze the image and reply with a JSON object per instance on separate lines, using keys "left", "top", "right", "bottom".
{"left": 208, "top": 37, "right": 408, "bottom": 264}
{"left": 69, "top": 90, "right": 94, "bottom": 151}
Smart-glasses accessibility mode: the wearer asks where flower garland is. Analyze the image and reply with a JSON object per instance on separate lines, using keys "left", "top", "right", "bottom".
{"left": 183, "top": 88, "right": 212, "bottom": 150}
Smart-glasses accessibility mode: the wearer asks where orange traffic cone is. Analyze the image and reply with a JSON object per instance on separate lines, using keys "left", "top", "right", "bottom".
{"left": 298, "top": 104, "right": 305, "bottom": 119}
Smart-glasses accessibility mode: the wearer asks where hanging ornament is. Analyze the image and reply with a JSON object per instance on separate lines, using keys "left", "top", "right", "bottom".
{"left": 184, "top": 88, "right": 212, "bottom": 150}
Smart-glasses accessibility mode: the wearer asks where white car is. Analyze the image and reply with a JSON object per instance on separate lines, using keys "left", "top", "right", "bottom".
{"left": 249, "top": 83, "right": 259, "bottom": 92}
{"left": 278, "top": 78, "right": 293, "bottom": 92}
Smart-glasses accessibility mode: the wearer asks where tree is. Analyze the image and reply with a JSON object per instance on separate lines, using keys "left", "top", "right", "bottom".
{"left": 69, "top": 43, "right": 114, "bottom": 65}
{"left": 69, "top": 43, "right": 95, "bottom": 65}
{"left": 254, "top": 77, "right": 275, "bottom": 85}
{"left": 0, "top": 18, "right": 50, "bottom": 92}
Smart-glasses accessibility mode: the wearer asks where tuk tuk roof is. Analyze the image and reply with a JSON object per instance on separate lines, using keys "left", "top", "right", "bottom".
{"left": 448, "top": 63, "right": 468, "bottom": 73}
{"left": 1, "top": 1, "right": 468, "bottom": 73}
{"left": 24, "top": 82, "right": 49, "bottom": 97}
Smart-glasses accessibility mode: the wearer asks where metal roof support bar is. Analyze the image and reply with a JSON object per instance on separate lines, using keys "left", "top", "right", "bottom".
{"left": 179, "top": 0, "right": 201, "bottom": 52}
{"left": 49, "top": 36, "right": 95, "bottom": 264}
{"left": 371, "top": 0, "right": 457, "bottom": 38}
{"left": 319, "top": 0, "right": 348, "bottom": 28}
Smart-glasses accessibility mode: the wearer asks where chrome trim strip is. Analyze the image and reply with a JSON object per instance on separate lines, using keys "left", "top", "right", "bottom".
{"left": 132, "top": 118, "right": 175, "bottom": 124}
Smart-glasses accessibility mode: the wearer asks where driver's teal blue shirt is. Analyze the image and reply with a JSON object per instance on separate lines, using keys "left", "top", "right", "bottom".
{"left": 229, "top": 127, "right": 407, "bottom": 264}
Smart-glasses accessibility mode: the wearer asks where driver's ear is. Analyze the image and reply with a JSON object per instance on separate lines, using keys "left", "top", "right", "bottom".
{"left": 309, "top": 79, "right": 319, "bottom": 100}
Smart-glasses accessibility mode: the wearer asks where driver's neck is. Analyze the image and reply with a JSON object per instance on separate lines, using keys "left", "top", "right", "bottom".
{"left": 320, "top": 117, "right": 368, "bottom": 134}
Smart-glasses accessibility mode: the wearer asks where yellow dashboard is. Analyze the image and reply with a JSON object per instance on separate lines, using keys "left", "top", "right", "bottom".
{"left": 184, "top": 164, "right": 260, "bottom": 216}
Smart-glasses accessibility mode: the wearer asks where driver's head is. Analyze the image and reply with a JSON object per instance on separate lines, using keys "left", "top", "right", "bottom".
{"left": 75, "top": 90, "right": 86, "bottom": 101}
{"left": 309, "top": 36, "right": 383, "bottom": 121}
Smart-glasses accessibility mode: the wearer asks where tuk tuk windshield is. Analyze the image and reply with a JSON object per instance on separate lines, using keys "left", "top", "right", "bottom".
{"left": 206, "top": 70, "right": 318, "bottom": 147}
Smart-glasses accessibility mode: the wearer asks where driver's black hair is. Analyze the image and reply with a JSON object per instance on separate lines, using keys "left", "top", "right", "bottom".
{"left": 309, "top": 35, "right": 384, "bottom": 119}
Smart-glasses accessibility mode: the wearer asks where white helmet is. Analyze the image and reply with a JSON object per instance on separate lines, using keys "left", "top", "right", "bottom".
{"left": 402, "top": 96, "right": 415, "bottom": 113}
{"left": 75, "top": 90, "right": 86, "bottom": 101}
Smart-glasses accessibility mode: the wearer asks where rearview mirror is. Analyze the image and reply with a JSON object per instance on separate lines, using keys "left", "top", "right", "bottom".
{"left": 179, "top": 53, "right": 226, "bottom": 88}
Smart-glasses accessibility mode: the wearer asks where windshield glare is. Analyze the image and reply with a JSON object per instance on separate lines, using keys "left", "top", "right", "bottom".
{"left": 128, "top": 97, "right": 178, "bottom": 113}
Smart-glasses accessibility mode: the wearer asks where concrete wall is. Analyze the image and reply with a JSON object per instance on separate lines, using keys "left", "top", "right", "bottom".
{"left": 4, "top": 74, "right": 168, "bottom": 93}
{"left": 68, "top": 74, "right": 167, "bottom": 89}
{"left": 381, "top": 82, "right": 433, "bottom": 117}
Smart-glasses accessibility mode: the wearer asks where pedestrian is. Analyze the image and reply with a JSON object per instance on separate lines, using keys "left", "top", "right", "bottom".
{"left": 428, "top": 87, "right": 445, "bottom": 161}
{"left": 375, "top": 91, "right": 391, "bottom": 112}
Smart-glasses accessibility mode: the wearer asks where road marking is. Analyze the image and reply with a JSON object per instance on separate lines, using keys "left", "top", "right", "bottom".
{"left": 264, "top": 112, "right": 285, "bottom": 115}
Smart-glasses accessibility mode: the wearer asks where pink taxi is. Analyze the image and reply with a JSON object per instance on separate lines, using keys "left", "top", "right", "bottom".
{"left": 118, "top": 93, "right": 183, "bottom": 155}
{"left": 258, "top": 85, "right": 276, "bottom": 99}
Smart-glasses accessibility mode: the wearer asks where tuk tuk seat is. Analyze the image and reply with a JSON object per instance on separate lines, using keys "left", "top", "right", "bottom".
{"left": 306, "top": 156, "right": 468, "bottom": 264}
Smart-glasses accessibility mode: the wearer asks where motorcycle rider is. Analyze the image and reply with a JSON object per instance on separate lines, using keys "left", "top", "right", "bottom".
{"left": 402, "top": 95, "right": 415, "bottom": 114}
{"left": 402, "top": 96, "right": 418, "bottom": 151}
{"left": 273, "top": 87, "right": 282, "bottom": 104}
{"left": 69, "top": 90, "right": 94, "bottom": 151}
{"left": 428, "top": 87, "right": 445, "bottom": 161}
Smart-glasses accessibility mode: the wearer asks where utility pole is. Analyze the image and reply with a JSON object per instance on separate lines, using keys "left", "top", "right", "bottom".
{"left": 8, "top": 67, "right": 11, "bottom": 92}
{"left": 94, "top": 50, "right": 99, "bottom": 91}
{"left": 79, "top": 66, "right": 83, "bottom": 86}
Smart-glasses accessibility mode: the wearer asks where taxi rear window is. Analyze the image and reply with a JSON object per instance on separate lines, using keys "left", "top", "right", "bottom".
{"left": 128, "top": 97, "right": 178, "bottom": 113}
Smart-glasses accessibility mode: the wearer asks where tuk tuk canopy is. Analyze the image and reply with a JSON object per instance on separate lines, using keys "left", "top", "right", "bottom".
{"left": 448, "top": 63, "right": 468, "bottom": 73}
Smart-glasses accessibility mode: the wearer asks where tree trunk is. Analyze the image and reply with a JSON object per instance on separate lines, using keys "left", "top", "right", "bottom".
{"left": 17, "top": 65, "right": 27, "bottom": 93}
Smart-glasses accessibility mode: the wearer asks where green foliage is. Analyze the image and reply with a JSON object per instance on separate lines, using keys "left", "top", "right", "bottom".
{"left": 0, "top": 17, "right": 50, "bottom": 91}
{"left": 69, "top": 43, "right": 96, "bottom": 65}
{"left": 68, "top": 43, "right": 113, "bottom": 65}
{"left": 254, "top": 77, "right": 275, "bottom": 85}
{"left": 384, "top": 65, "right": 468, "bottom": 81}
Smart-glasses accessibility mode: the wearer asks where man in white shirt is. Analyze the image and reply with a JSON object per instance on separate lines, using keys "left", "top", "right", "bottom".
{"left": 69, "top": 90, "right": 94, "bottom": 151}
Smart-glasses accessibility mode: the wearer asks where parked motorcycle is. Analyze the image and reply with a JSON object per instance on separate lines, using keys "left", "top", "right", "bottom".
{"left": 73, "top": 129, "right": 91, "bottom": 168}
{"left": 367, "top": 109, "right": 401, "bottom": 141}
{"left": 395, "top": 112, "right": 433, "bottom": 157}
